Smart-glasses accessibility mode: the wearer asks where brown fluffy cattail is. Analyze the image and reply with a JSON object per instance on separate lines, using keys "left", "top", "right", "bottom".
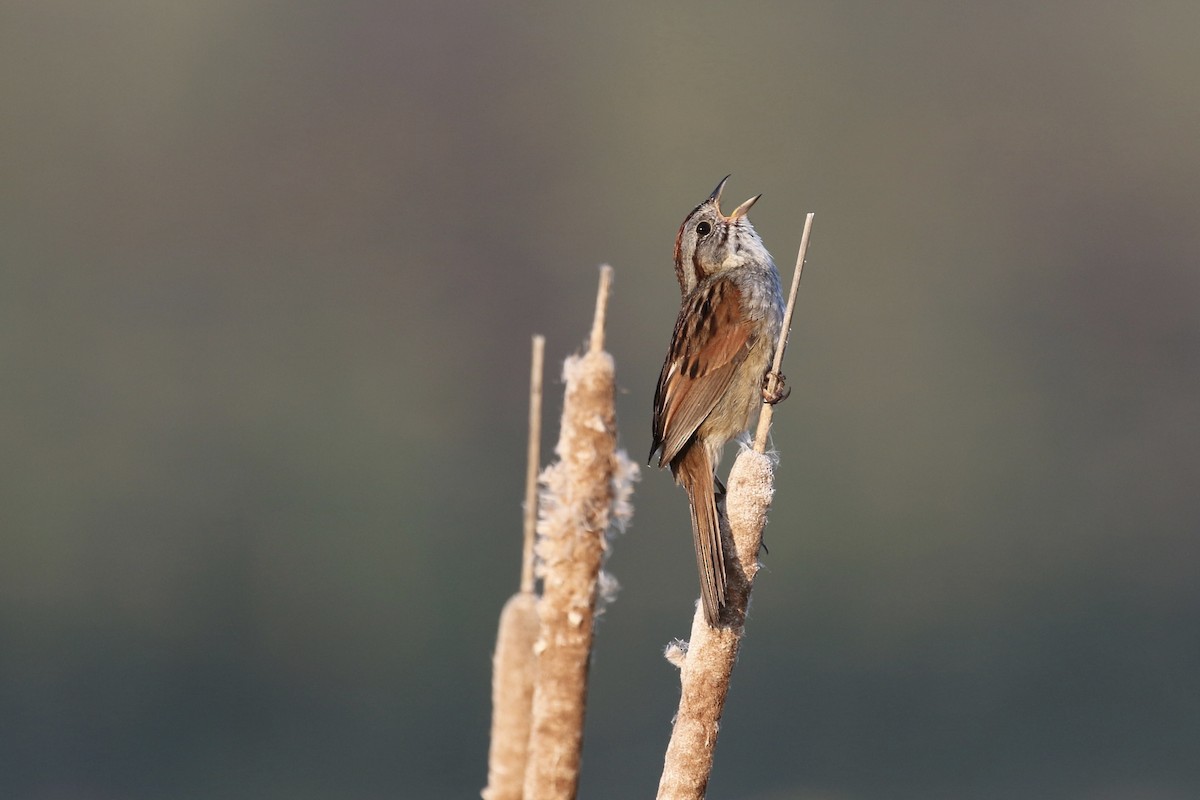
{"left": 656, "top": 448, "right": 775, "bottom": 800}
{"left": 524, "top": 266, "right": 637, "bottom": 800}
{"left": 483, "top": 592, "right": 541, "bottom": 800}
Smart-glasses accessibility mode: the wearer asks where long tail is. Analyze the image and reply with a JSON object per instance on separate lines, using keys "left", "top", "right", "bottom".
{"left": 675, "top": 444, "right": 726, "bottom": 626}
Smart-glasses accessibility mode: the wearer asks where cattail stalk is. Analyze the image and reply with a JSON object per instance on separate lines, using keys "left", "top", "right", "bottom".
{"left": 482, "top": 335, "right": 546, "bottom": 800}
{"left": 525, "top": 266, "right": 633, "bottom": 800}
{"left": 755, "top": 213, "right": 815, "bottom": 452}
{"left": 522, "top": 336, "right": 546, "bottom": 593}
{"left": 658, "top": 215, "right": 815, "bottom": 800}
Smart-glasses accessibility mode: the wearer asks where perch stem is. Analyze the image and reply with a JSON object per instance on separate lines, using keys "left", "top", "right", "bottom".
{"left": 754, "top": 212, "right": 815, "bottom": 453}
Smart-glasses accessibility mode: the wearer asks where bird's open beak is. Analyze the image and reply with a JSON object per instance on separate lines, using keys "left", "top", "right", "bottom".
{"left": 729, "top": 193, "right": 761, "bottom": 220}
{"left": 707, "top": 175, "right": 731, "bottom": 211}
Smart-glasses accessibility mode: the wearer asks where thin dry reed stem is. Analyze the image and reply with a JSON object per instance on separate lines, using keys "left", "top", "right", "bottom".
{"left": 590, "top": 265, "right": 612, "bottom": 353}
{"left": 755, "top": 212, "right": 815, "bottom": 452}
{"left": 522, "top": 335, "right": 545, "bottom": 594}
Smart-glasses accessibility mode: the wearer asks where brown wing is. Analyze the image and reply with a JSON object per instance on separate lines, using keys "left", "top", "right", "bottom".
{"left": 650, "top": 277, "right": 752, "bottom": 467}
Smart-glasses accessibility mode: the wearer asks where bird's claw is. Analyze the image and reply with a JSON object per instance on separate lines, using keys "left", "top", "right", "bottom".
{"left": 762, "top": 371, "right": 790, "bottom": 405}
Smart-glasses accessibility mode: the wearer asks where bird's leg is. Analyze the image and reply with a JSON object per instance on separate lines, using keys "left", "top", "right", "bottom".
{"left": 713, "top": 473, "right": 728, "bottom": 520}
{"left": 762, "top": 371, "right": 790, "bottom": 405}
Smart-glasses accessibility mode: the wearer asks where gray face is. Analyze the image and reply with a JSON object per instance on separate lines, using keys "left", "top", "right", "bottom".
{"left": 692, "top": 211, "right": 726, "bottom": 272}
{"left": 674, "top": 202, "right": 723, "bottom": 295}
{"left": 674, "top": 201, "right": 768, "bottom": 296}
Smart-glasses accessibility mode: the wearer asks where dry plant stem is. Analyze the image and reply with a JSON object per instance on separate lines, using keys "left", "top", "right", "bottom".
{"left": 590, "top": 264, "right": 613, "bottom": 353}
{"left": 521, "top": 335, "right": 546, "bottom": 594}
{"left": 524, "top": 267, "right": 619, "bottom": 800}
{"left": 482, "top": 335, "right": 548, "bottom": 800}
{"left": 755, "top": 212, "right": 815, "bottom": 452}
{"left": 659, "top": 216, "right": 814, "bottom": 799}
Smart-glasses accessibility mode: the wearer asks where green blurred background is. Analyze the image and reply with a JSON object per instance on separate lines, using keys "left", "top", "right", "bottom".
{"left": 3, "top": 2, "right": 1198, "bottom": 798}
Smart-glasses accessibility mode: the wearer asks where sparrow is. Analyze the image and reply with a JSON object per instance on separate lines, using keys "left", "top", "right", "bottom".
{"left": 650, "top": 176, "right": 786, "bottom": 625}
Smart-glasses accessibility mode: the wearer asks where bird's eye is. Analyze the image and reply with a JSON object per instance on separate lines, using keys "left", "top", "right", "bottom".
{"left": 695, "top": 221, "right": 711, "bottom": 237}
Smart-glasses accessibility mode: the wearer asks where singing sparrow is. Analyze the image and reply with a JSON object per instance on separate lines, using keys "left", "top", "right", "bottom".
{"left": 649, "top": 176, "right": 786, "bottom": 626}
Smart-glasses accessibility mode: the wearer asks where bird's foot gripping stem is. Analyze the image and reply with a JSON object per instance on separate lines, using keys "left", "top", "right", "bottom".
{"left": 762, "top": 371, "right": 790, "bottom": 405}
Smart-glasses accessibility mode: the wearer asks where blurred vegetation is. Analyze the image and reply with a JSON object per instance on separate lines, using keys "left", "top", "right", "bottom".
{"left": 2, "top": 2, "right": 1198, "bottom": 798}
